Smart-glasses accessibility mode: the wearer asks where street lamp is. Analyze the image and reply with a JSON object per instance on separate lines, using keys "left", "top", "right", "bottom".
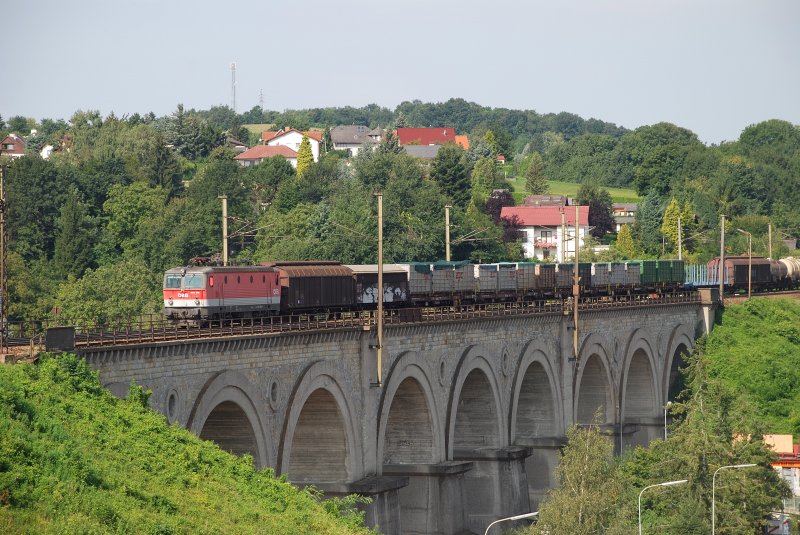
{"left": 638, "top": 479, "right": 688, "bottom": 535}
{"left": 484, "top": 511, "right": 538, "bottom": 535}
{"left": 712, "top": 464, "right": 756, "bottom": 534}
{"left": 735, "top": 229, "right": 752, "bottom": 299}
{"left": 664, "top": 401, "right": 672, "bottom": 440}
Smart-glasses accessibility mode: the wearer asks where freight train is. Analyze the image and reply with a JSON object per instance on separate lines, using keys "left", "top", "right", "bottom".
{"left": 163, "top": 257, "right": 800, "bottom": 325}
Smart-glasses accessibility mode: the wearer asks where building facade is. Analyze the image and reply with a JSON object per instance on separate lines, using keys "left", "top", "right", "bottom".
{"left": 500, "top": 205, "right": 589, "bottom": 262}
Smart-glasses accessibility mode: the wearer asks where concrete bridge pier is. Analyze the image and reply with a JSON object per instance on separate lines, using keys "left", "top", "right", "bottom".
{"left": 383, "top": 462, "right": 472, "bottom": 535}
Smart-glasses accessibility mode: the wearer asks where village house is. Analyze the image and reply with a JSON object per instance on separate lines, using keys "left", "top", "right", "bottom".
{"left": 233, "top": 145, "right": 298, "bottom": 168}
{"left": 765, "top": 434, "right": 800, "bottom": 514}
{"left": 0, "top": 133, "right": 26, "bottom": 159}
{"left": 500, "top": 205, "right": 589, "bottom": 262}
{"left": 260, "top": 129, "right": 322, "bottom": 162}
{"left": 330, "top": 125, "right": 382, "bottom": 156}
{"left": 612, "top": 202, "right": 638, "bottom": 232}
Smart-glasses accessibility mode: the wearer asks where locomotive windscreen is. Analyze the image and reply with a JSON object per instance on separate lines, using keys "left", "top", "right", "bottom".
{"left": 184, "top": 273, "right": 205, "bottom": 288}
{"left": 165, "top": 274, "right": 181, "bottom": 289}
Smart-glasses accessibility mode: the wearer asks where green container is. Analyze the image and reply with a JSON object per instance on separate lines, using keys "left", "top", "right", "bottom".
{"left": 630, "top": 260, "right": 658, "bottom": 284}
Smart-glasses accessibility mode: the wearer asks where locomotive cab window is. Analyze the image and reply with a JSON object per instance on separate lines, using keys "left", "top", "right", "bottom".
{"left": 165, "top": 275, "right": 181, "bottom": 289}
{"left": 262, "top": 275, "right": 266, "bottom": 283}
{"left": 184, "top": 273, "right": 205, "bottom": 289}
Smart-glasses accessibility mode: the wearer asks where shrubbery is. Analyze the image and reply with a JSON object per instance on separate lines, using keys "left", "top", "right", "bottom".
{"left": 0, "top": 354, "right": 371, "bottom": 534}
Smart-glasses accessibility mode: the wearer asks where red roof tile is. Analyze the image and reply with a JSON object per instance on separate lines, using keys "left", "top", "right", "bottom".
{"left": 500, "top": 206, "right": 589, "bottom": 226}
{"left": 234, "top": 145, "right": 298, "bottom": 160}
{"left": 261, "top": 130, "right": 283, "bottom": 142}
{"left": 397, "top": 127, "right": 456, "bottom": 146}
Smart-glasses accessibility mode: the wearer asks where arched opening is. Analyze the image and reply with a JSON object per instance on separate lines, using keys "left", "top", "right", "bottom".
{"left": 514, "top": 361, "right": 558, "bottom": 509}
{"left": 288, "top": 389, "right": 348, "bottom": 483}
{"left": 576, "top": 354, "right": 612, "bottom": 425}
{"left": 515, "top": 362, "right": 557, "bottom": 440}
{"left": 622, "top": 349, "right": 657, "bottom": 449}
{"left": 453, "top": 369, "right": 501, "bottom": 451}
{"left": 384, "top": 377, "right": 435, "bottom": 464}
{"left": 199, "top": 400, "right": 258, "bottom": 460}
{"left": 667, "top": 343, "right": 690, "bottom": 403}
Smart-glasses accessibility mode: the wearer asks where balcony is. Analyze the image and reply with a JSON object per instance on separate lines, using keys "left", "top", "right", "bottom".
{"left": 534, "top": 240, "right": 558, "bottom": 248}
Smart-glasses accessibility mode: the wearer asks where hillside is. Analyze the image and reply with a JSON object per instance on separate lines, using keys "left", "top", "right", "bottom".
{"left": 705, "top": 298, "right": 800, "bottom": 435}
{"left": 0, "top": 355, "right": 370, "bottom": 534}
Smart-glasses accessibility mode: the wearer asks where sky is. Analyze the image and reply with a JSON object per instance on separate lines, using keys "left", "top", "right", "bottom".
{"left": 2, "top": 0, "right": 798, "bottom": 144}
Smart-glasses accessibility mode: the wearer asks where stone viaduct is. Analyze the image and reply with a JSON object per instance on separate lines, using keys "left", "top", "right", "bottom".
{"left": 80, "top": 297, "right": 713, "bottom": 535}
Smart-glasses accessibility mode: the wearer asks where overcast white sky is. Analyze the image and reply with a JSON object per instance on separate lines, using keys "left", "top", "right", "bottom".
{"left": 2, "top": 0, "right": 798, "bottom": 144}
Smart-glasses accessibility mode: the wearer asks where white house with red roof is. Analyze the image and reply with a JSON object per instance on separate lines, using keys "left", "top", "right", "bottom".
{"left": 234, "top": 145, "right": 298, "bottom": 168}
{"left": 0, "top": 133, "right": 26, "bottom": 159}
{"left": 500, "top": 205, "right": 589, "bottom": 262}
{"left": 260, "top": 129, "right": 322, "bottom": 162}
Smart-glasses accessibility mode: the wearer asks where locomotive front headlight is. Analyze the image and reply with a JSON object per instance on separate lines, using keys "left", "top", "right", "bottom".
{"left": 168, "top": 299, "right": 173, "bottom": 305}
{"left": 195, "top": 299, "right": 200, "bottom": 305}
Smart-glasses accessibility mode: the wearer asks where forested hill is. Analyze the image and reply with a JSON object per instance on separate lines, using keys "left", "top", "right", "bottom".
{"left": 705, "top": 298, "right": 800, "bottom": 435}
{"left": 0, "top": 355, "right": 370, "bottom": 535}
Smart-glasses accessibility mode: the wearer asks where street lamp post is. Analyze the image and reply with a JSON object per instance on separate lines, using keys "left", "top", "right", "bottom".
{"left": 735, "top": 229, "right": 752, "bottom": 299}
{"left": 484, "top": 511, "right": 538, "bottom": 535}
{"left": 638, "top": 479, "right": 688, "bottom": 535}
{"left": 712, "top": 464, "right": 756, "bottom": 534}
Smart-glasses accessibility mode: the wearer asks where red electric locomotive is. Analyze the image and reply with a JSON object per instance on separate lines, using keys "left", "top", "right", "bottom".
{"left": 163, "top": 265, "right": 281, "bottom": 324}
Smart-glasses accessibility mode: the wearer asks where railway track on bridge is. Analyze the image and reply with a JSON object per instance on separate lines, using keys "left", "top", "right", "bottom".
{"left": 1, "top": 292, "right": 700, "bottom": 353}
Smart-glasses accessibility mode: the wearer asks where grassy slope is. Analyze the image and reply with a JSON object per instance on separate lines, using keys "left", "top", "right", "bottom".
{"left": 504, "top": 176, "right": 640, "bottom": 204}
{"left": 0, "top": 355, "right": 369, "bottom": 535}
{"left": 705, "top": 298, "right": 800, "bottom": 435}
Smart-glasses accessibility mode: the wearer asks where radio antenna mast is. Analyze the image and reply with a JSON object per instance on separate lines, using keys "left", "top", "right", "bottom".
{"left": 231, "top": 62, "right": 236, "bottom": 112}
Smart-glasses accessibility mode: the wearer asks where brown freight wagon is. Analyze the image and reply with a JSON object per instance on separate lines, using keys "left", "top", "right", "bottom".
{"left": 263, "top": 261, "right": 357, "bottom": 314}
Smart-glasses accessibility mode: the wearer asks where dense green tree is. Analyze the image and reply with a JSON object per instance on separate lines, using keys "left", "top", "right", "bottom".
{"left": 7, "top": 115, "right": 31, "bottom": 134}
{"left": 6, "top": 156, "right": 70, "bottom": 261}
{"left": 614, "top": 224, "right": 636, "bottom": 258}
{"left": 430, "top": 144, "right": 470, "bottom": 206}
{"left": 469, "top": 157, "right": 503, "bottom": 207}
{"left": 54, "top": 259, "right": 163, "bottom": 323}
{"left": 53, "top": 190, "right": 95, "bottom": 279}
{"left": 524, "top": 152, "right": 548, "bottom": 194}
{"left": 532, "top": 420, "right": 620, "bottom": 535}
{"left": 376, "top": 129, "right": 403, "bottom": 155}
{"left": 661, "top": 198, "right": 682, "bottom": 254}
{"left": 633, "top": 190, "right": 663, "bottom": 256}
{"left": 296, "top": 134, "right": 313, "bottom": 178}
{"left": 242, "top": 155, "right": 296, "bottom": 208}
{"left": 576, "top": 183, "right": 614, "bottom": 238}
{"left": 95, "top": 182, "right": 167, "bottom": 265}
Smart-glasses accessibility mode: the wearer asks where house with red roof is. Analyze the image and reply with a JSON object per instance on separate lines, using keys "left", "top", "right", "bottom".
{"left": 234, "top": 145, "right": 298, "bottom": 168}
{"left": 260, "top": 129, "right": 323, "bottom": 162}
{"left": 397, "top": 127, "right": 456, "bottom": 146}
{"left": 765, "top": 434, "right": 800, "bottom": 513}
{"left": 500, "top": 205, "right": 589, "bottom": 262}
{"left": 0, "top": 133, "right": 26, "bottom": 159}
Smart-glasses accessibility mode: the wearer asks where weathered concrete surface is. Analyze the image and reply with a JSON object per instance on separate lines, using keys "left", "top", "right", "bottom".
{"left": 82, "top": 301, "right": 705, "bottom": 534}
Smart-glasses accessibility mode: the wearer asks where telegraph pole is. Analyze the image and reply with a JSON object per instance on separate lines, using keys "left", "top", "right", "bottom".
{"left": 445, "top": 205, "right": 451, "bottom": 261}
{"left": 768, "top": 222, "right": 773, "bottom": 260}
{"left": 0, "top": 165, "right": 7, "bottom": 354}
{"left": 573, "top": 205, "right": 580, "bottom": 360}
{"left": 375, "top": 192, "right": 384, "bottom": 387}
{"left": 219, "top": 195, "right": 228, "bottom": 266}
{"left": 719, "top": 214, "right": 725, "bottom": 294}
{"left": 561, "top": 208, "right": 567, "bottom": 263}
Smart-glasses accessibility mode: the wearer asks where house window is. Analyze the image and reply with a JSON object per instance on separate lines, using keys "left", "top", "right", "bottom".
{"left": 2, "top": 144, "right": 13, "bottom": 150}
{"left": 541, "top": 230, "right": 552, "bottom": 241}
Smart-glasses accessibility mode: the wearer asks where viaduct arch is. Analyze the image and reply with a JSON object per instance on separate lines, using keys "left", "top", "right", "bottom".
{"left": 85, "top": 300, "right": 706, "bottom": 535}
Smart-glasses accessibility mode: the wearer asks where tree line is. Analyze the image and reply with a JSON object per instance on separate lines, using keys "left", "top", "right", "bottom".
{"left": 0, "top": 102, "right": 797, "bottom": 323}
